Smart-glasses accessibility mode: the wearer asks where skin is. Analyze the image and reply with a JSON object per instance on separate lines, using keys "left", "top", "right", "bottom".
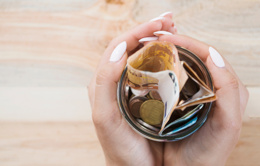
{"left": 88, "top": 14, "right": 249, "bottom": 166}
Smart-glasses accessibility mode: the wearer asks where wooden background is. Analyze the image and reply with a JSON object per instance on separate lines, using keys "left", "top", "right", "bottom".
{"left": 0, "top": 0, "right": 260, "bottom": 165}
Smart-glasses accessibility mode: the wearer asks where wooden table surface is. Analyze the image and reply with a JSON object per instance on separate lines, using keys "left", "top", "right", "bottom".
{"left": 0, "top": 0, "right": 260, "bottom": 165}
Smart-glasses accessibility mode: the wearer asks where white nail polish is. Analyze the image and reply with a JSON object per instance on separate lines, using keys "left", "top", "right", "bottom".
{"left": 149, "top": 16, "right": 164, "bottom": 22}
{"left": 109, "top": 41, "right": 127, "bottom": 62}
{"left": 160, "top": 11, "right": 172, "bottom": 17}
{"left": 153, "top": 31, "right": 173, "bottom": 36}
{"left": 209, "top": 47, "right": 225, "bottom": 68}
{"left": 139, "top": 37, "right": 158, "bottom": 43}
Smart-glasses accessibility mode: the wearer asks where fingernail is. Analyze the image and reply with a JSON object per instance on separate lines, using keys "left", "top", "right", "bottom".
{"left": 139, "top": 37, "right": 158, "bottom": 43}
{"left": 209, "top": 47, "right": 225, "bottom": 68}
{"left": 149, "top": 16, "right": 164, "bottom": 22}
{"left": 160, "top": 11, "right": 172, "bottom": 17}
{"left": 153, "top": 31, "right": 173, "bottom": 36}
{"left": 109, "top": 41, "right": 127, "bottom": 62}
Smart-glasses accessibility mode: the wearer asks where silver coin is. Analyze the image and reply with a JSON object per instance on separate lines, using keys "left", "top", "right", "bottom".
{"left": 131, "top": 88, "right": 150, "bottom": 97}
{"left": 136, "top": 119, "right": 160, "bottom": 132}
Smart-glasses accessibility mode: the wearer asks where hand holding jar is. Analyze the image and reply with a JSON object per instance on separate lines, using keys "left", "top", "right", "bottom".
{"left": 88, "top": 12, "right": 249, "bottom": 166}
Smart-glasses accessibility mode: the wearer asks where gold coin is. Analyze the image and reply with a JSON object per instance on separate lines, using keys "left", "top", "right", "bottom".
{"left": 140, "top": 100, "right": 164, "bottom": 126}
{"left": 129, "top": 96, "right": 148, "bottom": 118}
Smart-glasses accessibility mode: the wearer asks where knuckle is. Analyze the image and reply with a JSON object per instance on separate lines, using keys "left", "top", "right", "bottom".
{"left": 229, "top": 120, "right": 242, "bottom": 133}
{"left": 95, "top": 66, "right": 109, "bottom": 85}
{"left": 109, "top": 37, "right": 120, "bottom": 48}
{"left": 223, "top": 118, "right": 242, "bottom": 137}
{"left": 92, "top": 105, "right": 119, "bottom": 129}
{"left": 92, "top": 110, "right": 103, "bottom": 127}
{"left": 226, "top": 76, "right": 239, "bottom": 90}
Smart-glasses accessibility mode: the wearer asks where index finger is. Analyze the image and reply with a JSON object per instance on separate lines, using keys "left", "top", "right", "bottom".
{"left": 104, "top": 17, "right": 173, "bottom": 57}
{"left": 158, "top": 34, "right": 210, "bottom": 62}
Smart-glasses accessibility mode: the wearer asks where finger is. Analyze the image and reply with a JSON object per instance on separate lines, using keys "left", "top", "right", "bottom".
{"left": 161, "top": 17, "right": 175, "bottom": 34}
{"left": 159, "top": 11, "right": 175, "bottom": 34}
{"left": 109, "top": 15, "right": 174, "bottom": 54}
{"left": 147, "top": 12, "right": 174, "bottom": 34}
{"left": 222, "top": 64, "right": 249, "bottom": 113}
{"left": 158, "top": 34, "right": 210, "bottom": 62}
{"left": 92, "top": 42, "right": 127, "bottom": 128}
{"left": 110, "top": 19, "right": 170, "bottom": 53}
{"left": 206, "top": 54, "right": 242, "bottom": 138}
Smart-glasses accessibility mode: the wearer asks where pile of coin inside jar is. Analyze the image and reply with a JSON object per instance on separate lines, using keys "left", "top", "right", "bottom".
{"left": 124, "top": 70, "right": 209, "bottom": 134}
{"left": 126, "top": 87, "right": 164, "bottom": 128}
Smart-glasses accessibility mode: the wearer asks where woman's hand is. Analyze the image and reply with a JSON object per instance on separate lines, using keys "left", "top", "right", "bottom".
{"left": 88, "top": 13, "right": 174, "bottom": 166}
{"left": 156, "top": 34, "right": 249, "bottom": 166}
{"left": 88, "top": 12, "right": 249, "bottom": 166}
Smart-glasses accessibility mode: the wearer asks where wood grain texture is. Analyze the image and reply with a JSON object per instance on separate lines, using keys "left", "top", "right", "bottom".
{"left": 0, "top": 0, "right": 260, "bottom": 165}
{"left": 0, "top": 120, "right": 259, "bottom": 166}
{"left": 0, "top": 0, "right": 259, "bottom": 86}
{"left": 0, "top": 122, "right": 106, "bottom": 166}
{"left": 0, "top": 87, "right": 259, "bottom": 121}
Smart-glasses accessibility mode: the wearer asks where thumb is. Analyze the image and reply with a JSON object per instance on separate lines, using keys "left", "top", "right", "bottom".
{"left": 93, "top": 41, "right": 127, "bottom": 127}
{"left": 206, "top": 47, "right": 241, "bottom": 136}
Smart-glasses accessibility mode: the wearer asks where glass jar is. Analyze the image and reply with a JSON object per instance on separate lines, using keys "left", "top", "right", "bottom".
{"left": 117, "top": 46, "right": 214, "bottom": 142}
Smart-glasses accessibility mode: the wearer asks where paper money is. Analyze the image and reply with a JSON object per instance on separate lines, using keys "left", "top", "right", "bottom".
{"left": 126, "top": 41, "right": 216, "bottom": 135}
{"left": 161, "top": 104, "right": 203, "bottom": 136}
{"left": 175, "top": 62, "right": 217, "bottom": 110}
{"left": 127, "top": 41, "right": 187, "bottom": 133}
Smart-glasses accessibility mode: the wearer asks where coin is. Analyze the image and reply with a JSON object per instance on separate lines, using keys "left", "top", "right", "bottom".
{"left": 140, "top": 100, "right": 164, "bottom": 126}
{"left": 129, "top": 96, "right": 148, "bottom": 118}
{"left": 148, "top": 90, "right": 162, "bottom": 100}
{"left": 136, "top": 119, "right": 160, "bottom": 132}
{"left": 131, "top": 88, "right": 150, "bottom": 97}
